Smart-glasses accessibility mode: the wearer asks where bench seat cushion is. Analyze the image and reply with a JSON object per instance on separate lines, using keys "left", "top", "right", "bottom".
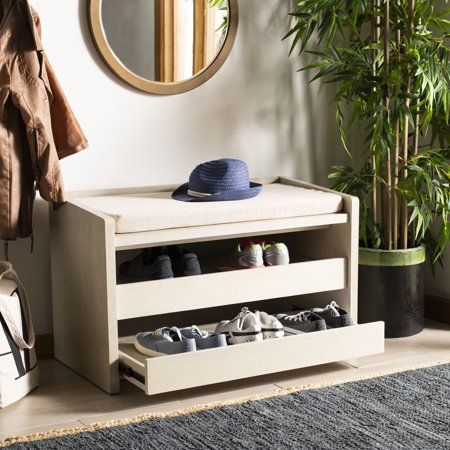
{"left": 75, "top": 183, "right": 343, "bottom": 234}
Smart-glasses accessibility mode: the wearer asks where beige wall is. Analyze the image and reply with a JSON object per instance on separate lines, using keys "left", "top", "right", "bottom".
{"left": 13, "top": 0, "right": 340, "bottom": 334}
{"left": 9, "top": 0, "right": 448, "bottom": 334}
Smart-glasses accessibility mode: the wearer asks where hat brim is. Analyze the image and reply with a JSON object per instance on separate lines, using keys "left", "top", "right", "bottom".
{"left": 172, "top": 182, "right": 262, "bottom": 202}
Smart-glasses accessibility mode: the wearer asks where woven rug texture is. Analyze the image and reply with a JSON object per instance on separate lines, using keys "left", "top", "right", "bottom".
{"left": 3, "top": 363, "right": 449, "bottom": 449}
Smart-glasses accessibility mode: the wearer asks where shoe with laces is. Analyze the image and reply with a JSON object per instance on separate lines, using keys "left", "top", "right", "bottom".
{"left": 167, "top": 246, "right": 202, "bottom": 277}
{"left": 254, "top": 310, "right": 284, "bottom": 339}
{"left": 118, "top": 248, "right": 173, "bottom": 284}
{"left": 241, "top": 239, "right": 290, "bottom": 266}
{"left": 134, "top": 327, "right": 196, "bottom": 357}
{"left": 179, "top": 325, "right": 227, "bottom": 350}
{"left": 311, "top": 301, "right": 353, "bottom": 328}
{"left": 262, "top": 242, "right": 290, "bottom": 266}
{"left": 215, "top": 307, "right": 263, "bottom": 344}
{"left": 213, "top": 242, "right": 264, "bottom": 271}
{"left": 276, "top": 311, "right": 326, "bottom": 334}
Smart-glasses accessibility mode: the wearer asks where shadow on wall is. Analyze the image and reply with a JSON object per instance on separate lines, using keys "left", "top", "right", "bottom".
{"left": 232, "top": 0, "right": 343, "bottom": 185}
{"left": 8, "top": 199, "right": 52, "bottom": 336}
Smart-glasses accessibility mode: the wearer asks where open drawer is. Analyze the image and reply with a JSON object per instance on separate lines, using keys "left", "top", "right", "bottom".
{"left": 116, "top": 257, "right": 347, "bottom": 320}
{"left": 118, "top": 322, "right": 384, "bottom": 395}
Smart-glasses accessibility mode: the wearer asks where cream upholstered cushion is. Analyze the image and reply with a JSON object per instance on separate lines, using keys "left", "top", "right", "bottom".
{"left": 76, "top": 183, "right": 343, "bottom": 234}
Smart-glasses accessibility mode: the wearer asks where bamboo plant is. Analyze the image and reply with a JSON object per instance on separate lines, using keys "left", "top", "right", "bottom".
{"left": 286, "top": 0, "right": 450, "bottom": 264}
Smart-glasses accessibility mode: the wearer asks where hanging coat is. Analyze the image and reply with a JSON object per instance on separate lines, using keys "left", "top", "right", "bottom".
{"left": 0, "top": 0, "right": 88, "bottom": 241}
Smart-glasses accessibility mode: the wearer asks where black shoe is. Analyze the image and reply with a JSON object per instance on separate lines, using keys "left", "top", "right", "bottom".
{"left": 168, "top": 246, "right": 201, "bottom": 277}
{"left": 276, "top": 311, "right": 327, "bottom": 334}
{"left": 311, "top": 301, "right": 353, "bottom": 328}
{"left": 118, "top": 248, "right": 173, "bottom": 284}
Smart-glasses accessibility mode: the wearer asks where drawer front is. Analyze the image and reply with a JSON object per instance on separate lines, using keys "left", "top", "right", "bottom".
{"left": 119, "top": 321, "right": 384, "bottom": 395}
{"left": 116, "top": 258, "right": 346, "bottom": 320}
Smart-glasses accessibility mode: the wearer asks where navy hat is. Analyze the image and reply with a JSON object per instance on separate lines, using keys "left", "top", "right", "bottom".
{"left": 172, "top": 159, "right": 262, "bottom": 202}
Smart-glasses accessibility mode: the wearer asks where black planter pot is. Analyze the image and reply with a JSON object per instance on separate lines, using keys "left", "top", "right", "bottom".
{"left": 358, "top": 246, "right": 425, "bottom": 338}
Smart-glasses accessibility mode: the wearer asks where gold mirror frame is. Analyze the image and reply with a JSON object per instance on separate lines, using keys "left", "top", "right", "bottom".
{"left": 88, "top": 0, "right": 238, "bottom": 95}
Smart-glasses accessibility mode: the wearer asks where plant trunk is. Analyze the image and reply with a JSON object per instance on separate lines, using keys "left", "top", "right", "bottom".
{"left": 400, "top": 0, "right": 415, "bottom": 249}
{"left": 371, "top": 0, "right": 381, "bottom": 242}
{"left": 384, "top": 0, "right": 392, "bottom": 250}
{"left": 411, "top": 108, "right": 420, "bottom": 240}
{"left": 401, "top": 98, "right": 410, "bottom": 249}
{"left": 393, "top": 120, "right": 400, "bottom": 249}
{"left": 392, "top": 20, "right": 401, "bottom": 250}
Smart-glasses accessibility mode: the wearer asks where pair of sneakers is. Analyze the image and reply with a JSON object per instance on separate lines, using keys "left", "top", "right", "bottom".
{"left": 134, "top": 325, "right": 227, "bottom": 357}
{"left": 118, "top": 246, "right": 201, "bottom": 284}
{"left": 213, "top": 239, "right": 290, "bottom": 271}
{"left": 215, "top": 307, "right": 284, "bottom": 344}
{"left": 276, "top": 301, "right": 353, "bottom": 334}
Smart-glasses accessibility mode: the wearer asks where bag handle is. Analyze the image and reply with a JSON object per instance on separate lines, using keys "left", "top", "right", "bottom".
{"left": 0, "top": 263, "right": 35, "bottom": 350}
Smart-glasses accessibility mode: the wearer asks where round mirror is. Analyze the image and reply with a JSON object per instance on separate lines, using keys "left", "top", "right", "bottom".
{"left": 88, "top": 0, "right": 238, "bottom": 94}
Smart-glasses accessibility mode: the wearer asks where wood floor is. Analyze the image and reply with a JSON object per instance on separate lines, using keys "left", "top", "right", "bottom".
{"left": 1, "top": 319, "right": 449, "bottom": 441}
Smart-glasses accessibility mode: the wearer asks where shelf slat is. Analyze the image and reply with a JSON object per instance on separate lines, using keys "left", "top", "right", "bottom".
{"left": 114, "top": 214, "right": 348, "bottom": 250}
{"left": 116, "top": 258, "right": 346, "bottom": 320}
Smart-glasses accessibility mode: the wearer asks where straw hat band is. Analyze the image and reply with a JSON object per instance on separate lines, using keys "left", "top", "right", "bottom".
{"left": 187, "top": 190, "right": 213, "bottom": 198}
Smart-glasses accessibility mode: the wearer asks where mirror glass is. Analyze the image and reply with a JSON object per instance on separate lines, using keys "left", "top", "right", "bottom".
{"left": 101, "top": 0, "right": 229, "bottom": 83}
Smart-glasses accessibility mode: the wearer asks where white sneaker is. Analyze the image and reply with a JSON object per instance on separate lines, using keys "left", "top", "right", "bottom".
{"left": 215, "top": 307, "right": 263, "bottom": 344}
{"left": 254, "top": 311, "right": 284, "bottom": 339}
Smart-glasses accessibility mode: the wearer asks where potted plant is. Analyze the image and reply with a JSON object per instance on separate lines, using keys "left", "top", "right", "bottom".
{"left": 286, "top": 0, "right": 449, "bottom": 337}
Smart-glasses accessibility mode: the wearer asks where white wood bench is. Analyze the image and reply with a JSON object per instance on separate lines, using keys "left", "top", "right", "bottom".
{"left": 49, "top": 177, "right": 384, "bottom": 395}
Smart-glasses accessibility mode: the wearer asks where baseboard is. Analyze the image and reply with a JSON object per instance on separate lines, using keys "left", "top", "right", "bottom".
{"left": 35, "top": 334, "right": 54, "bottom": 360}
{"left": 425, "top": 294, "right": 450, "bottom": 324}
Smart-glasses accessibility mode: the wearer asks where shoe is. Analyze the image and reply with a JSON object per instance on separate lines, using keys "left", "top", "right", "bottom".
{"left": 215, "top": 307, "right": 263, "bottom": 344}
{"left": 276, "top": 311, "right": 327, "bottom": 334}
{"left": 118, "top": 248, "right": 173, "bottom": 284}
{"left": 262, "top": 242, "right": 290, "bottom": 266}
{"left": 167, "top": 246, "right": 201, "bottom": 277}
{"left": 254, "top": 310, "right": 284, "bottom": 339}
{"left": 134, "top": 327, "right": 196, "bottom": 357}
{"left": 311, "top": 301, "right": 353, "bottom": 328}
{"left": 213, "top": 242, "right": 264, "bottom": 271}
{"left": 179, "top": 325, "right": 227, "bottom": 350}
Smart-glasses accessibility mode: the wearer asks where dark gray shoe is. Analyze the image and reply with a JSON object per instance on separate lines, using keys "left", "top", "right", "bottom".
{"left": 311, "top": 301, "right": 353, "bottom": 328}
{"left": 180, "top": 326, "right": 227, "bottom": 350}
{"left": 168, "top": 246, "right": 202, "bottom": 277}
{"left": 118, "top": 248, "right": 173, "bottom": 284}
{"left": 134, "top": 327, "right": 196, "bottom": 357}
{"left": 276, "top": 311, "right": 326, "bottom": 334}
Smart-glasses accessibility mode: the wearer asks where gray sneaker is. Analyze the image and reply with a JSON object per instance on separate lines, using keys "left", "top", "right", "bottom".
{"left": 180, "top": 326, "right": 227, "bottom": 350}
{"left": 311, "top": 301, "right": 353, "bottom": 328}
{"left": 134, "top": 327, "right": 196, "bottom": 357}
{"left": 276, "top": 311, "right": 327, "bottom": 334}
{"left": 213, "top": 242, "right": 264, "bottom": 271}
{"left": 262, "top": 242, "right": 290, "bottom": 266}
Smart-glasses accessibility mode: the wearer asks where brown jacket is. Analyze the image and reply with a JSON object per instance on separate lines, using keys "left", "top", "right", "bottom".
{"left": 0, "top": 0, "right": 87, "bottom": 241}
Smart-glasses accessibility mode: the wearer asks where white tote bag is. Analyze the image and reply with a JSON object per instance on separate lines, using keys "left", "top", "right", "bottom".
{"left": 0, "top": 261, "right": 38, "bottom": 408}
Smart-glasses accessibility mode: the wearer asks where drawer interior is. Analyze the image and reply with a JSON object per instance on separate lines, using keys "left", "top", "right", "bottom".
{"left": 119, "top": 321, "right": 385, "bottom": 395}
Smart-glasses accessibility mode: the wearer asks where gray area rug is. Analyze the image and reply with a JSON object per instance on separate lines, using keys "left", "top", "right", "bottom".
{"left": 4, "top": 363, "right": 449, "bottom": 449}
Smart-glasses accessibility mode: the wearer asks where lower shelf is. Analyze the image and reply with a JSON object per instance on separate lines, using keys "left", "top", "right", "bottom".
{"left": 118, "top": 321, "right": 385, "bottom": 395}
